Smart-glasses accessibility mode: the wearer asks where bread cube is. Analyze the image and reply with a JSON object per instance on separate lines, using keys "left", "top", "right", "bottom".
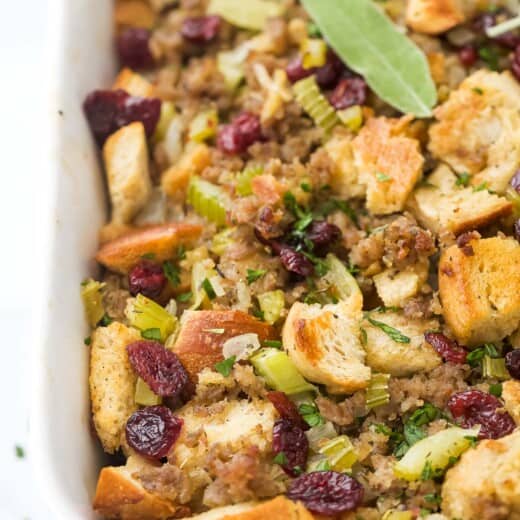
{"left": 502, "top": 380, "right": 520, "bottom": 426}
{"left": 406, "top": 0, "right": 464, "bottom": 34}
{"left": 113, "top": 68, "right": 156, "bottom": 98}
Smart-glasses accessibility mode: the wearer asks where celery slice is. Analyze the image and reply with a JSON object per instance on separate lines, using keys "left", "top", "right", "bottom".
{"left": 305, "top": 421, "right": 338, "bottom": 452}
{"left": 236, "top": 165, "right": 264, "bottom": 196}
{"left": 293, "top": 75, "right": 339, "bottom": 134}
{"left": 208, "top": 0, "right": 284, "bottom": 31}
{"left": 366, "top": 373, "right": 390, "bottom": 410}
{"left": 217, "top": 44, "right": 250, "bottom": 90}
{"left": 250, "top": 348, "right": 316, "bottom": 395}
{"left": 257, "top": 290, "right": 285, "bottom": 325}
{"left": 323, "top": 253, "right": 362, "bottom": 303}
{"left": 393, "top": 426, "right": 480, "bottom": 481}
{"left": 210, "top": 227, "right": 236, "bottom": 256}
{"left": 188, "top": 109, "right": 219, "bottom": 143}
{"left": 301, "top": 38, "right": 327, "bottom": 69}
{"left": 188, "top": 176, "right": 230, "bottom": 227}
{"left": 125, "top": 294, "right": 177, "bottom": 342}
{"left": 135, "top": 377, "right": 162, "bottom": 406}
{"left": 153, "top": 101, "right": 176, "bottom": 143}
{"left": 337, "top": 105, "right": 363, "bottom": 132}
{"left": 482, "top": 356, "right": 509, "bottom": 380}
{"left": 318, "top": 435, "right": 358, "bottom": 472}
{"left": 81, "top": 279, "right": 106, "bottom": 327}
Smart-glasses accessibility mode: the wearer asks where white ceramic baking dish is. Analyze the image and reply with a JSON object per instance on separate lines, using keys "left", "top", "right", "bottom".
{"left": 31, "top": 0, "right": 116, "bottom": 518}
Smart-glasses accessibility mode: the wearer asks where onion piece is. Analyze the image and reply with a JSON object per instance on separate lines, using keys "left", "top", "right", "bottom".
{"left": 222, "top": 333, "right": 261, "bottom": 360}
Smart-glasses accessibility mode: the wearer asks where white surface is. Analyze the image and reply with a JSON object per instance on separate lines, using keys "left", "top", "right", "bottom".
{"left": 0, "top": 1, "right": 113, "bottom": 518}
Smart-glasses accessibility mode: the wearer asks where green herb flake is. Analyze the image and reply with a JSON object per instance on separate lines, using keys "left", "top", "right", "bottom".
{"left": 214, "top": 356, "right": 236, "bottom": 377}
{"left": 141, "top": 328, "right": 162, "bottom": 341}
{"left": 464, "top": 435, "right": 478, "bottom": 448}
{"left": 99, "top": 314, "right": 113, "bottom": 327}
{"left": 360, "top": 327, "right": 367, "bottom": 346}
{"left": 375, "top": 171, "right": 391, "bottom": 183}
{"left": 473, "top": 181, "right": 489, "bottom": 192}
{"left": 455, "top": 172, "right": 471, "bottom": 187}
{"left": 367, "top": 317, "right": 410, "bottom": 343}
{"left": 178, "top": 291, "right": 193, "bottom": 303}
{"left": 273, "top": 452, "right": 288, "bottom": 465}
{"left": 307, "top": 21, "right": 322, "bottom": 37}
{"left": 263, "top": 340, "right": 283, "bottom": 348}
{"left": 467, "top": 343, "right": 500, "bottom": 367}
{"left": 408, "top": 403, "right": 441, "bottom": 427}
{"left": 15, "top": 445, "right": 25, "bottom": 459}
{"left": 84, "top": 336, "right": 92, "bottom": 346}
{"left": 298, "top": 403, "right": 324, "bottom": 427}
{"left": 373, "top": 423, "right": 392, "bottom": 436}
{"left": 424, "top": 493, "right": 441, "bottom": 505}
{"left": 163, "top": 261, "right": 181, "bottom": 287}
{"left": 246, "top": 268, "right": 267, "bottom": 285}
{"left": 313, "top": 459, "right": 331, "bottom": 471}
{"left": 403, "top": 421, "right": 426, "bottom": 446}
{"left": 301, "top": 182, "right": 312, "bottom": 193}
{"left": 489, "top": 382, "right": 503, "bottom": 397}
{"left": 201, "top": 278, "right": 217, "bottom": 300}
{"left": 478, "top": 45, "right": 500, "bottom": 71}
{"left": 141, "top": 252, "right": 156, "bottom": 260}
{"left": 301, "top": 0, "right": 437, "bottom": 116}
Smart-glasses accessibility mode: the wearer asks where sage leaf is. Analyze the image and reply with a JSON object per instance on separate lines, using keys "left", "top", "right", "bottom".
{"left": 367, "top": 317, "right": 411, "bottom": 343}
{"left": 301, "top": 0, "right": 437, "bottom": 117}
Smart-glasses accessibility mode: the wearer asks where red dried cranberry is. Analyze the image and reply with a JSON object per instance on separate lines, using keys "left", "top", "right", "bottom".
{"left": 117, "top": 28, "right": 154, "bottom": 69}
{"left": 267, "top": 391, "right": 309, "bottom": 431}
{"left": 448, "top": 389, "right": 515, "bottom": 439}
{"left": 181, "top": 15, "right": 221, "bottom": 44}
{"left": 127, "top": 341, "right": 194, "bottom": 401}
{"left": 511, "top": 169, "right": 520, "bottom": 192}
{"left": 129, "top": 260, "right": 167, "bottom": 298}
{"left": 286, "top": 56, "right": 314, "bottom": 84}
{"left": 272, "top": 418, "right": 308, "bottom": 477}
{"left": 279, "top": 246, "right": 314, "bottom": 277}
{"left": 424, "top": 332, "right": 467, "bottom": 364}
{"left": 495, "top": 31, "right": 520, "bottom": 49}
{"left": 505, "top": 349, "right": 520, "bottom": 379}
{"left": 83, "top": 89, "right": 161, "bottom": 145}
{"left": 305, "top": 220, "right": 341, "bottom": 252}
{"left": 287, "top": 471, "right": 364, "bottom": 515}
{"left": 315, "top": 51, "right": 346, "bottom": 89}
{"left": 217, "top": 112, "right": 262, "bottom": 155}
{"left": 514, "top": 219, "right": 520, "bottom": 242}
{"left": 329, "top": 78, "right": 368, "bottom": 110}
{"left": 125, "top": 405, "right": 183, "bottom": 459}
{"left": 458, "top": 45, "right": 478, "bottom": 67}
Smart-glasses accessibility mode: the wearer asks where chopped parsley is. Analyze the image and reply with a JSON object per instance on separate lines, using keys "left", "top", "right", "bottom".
{"left": 472, "top": 87, "right": 484, "bottom": 95}
{"left": 403, "top": 421, "right": 427, "bottom": 446}
{"left": 473, "top": 181, "right": 489, "bottom": 192}
{"left": 99, "top": 314, "right": 113, "bottom": 327}
{"left": 313, "top": 459, "right": 331, "bottom": 471}
{"left": 84, "top": 336, "right": 91, "bottom": 346}
{"left": 15, "top": 445, "right": 25, "bottom": 458}
{"left": 263, "top": 340, "right": 282, "bottom": 348}
{"left": 246, "top": 268, "right": 267, "bottom": 285}
{"left": 300, "top": 182, "right": 312, "bottom": 192}
{"left": 307, "top": 21, "right": 322, "bottom": 37}
{"left": 298, "top": 403, "right": 324, "bottom": 427}
{"left": 367, "top": 317, "right": 410, "bottom": 343}
{"left": 214, "top": 356, "right": 236, "bottom": 377}
{"left": 177, "top": 291, "right": 193, "bottom": 303}
{"left": 273, "top": 452, "right": 288, "bottom": 465}
{"left": 141, "top": 328, "right": 162, "bottom": 341}
{"left": 163, "top": 261, "right": 181, "bottom": 287}
{"left": 478, "top": 45, "right": 500, "bottom": 71}
{"left": 424, "top": 493, "right": 441, "bottom": 505}
{"left": 314, "top": 199, "right": 358, "bottom": 227}
{"left": 489, "top": 382, "right": 503, "bottom": 397}
{"left": 375, "top": 171, "right": 391, "bottom": 182}
{"left": 467, "top": 343, "right": 500, "bottom": 367}
{"left": 455, "top": 172, "right": 470, "bottom": 187}
{"left": 201, "top": 278, "right": 217, "bottom": 300}
{"left": 408, "top": 403, "right": 442, "bottom": 427}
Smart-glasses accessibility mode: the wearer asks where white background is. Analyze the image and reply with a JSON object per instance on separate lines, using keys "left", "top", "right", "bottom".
{"left": 1, "top": 0, "right": 54, "bottom": 517}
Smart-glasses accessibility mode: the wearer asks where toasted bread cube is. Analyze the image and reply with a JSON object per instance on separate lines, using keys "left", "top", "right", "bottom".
{"left": 352, "top": 117, "right": 424, "bottom": 215}
{"left": 95, "top": 222, "right": 202, "bottom": 274}
{"left": 283, "top": 300, "right": 370, "bottom": 394}
{"left": 191, "top": 497, "right": 313, "bottom": 519}
{"left": 406, "top": 0, "right": 465, "bottom": 34}
{"left": 429, "top": 70, "right": 520, "bottom": 194}
{"left": 441, "top": 430, "right": 520, "bottom": 520}
{"left": 363, "top": 311, "right": 441, "bottom": 376}
{"left": 373, "top": 260, "right": 429, "bottom": 308}
{"left": 161, "top": 144, "right": 212, "bottom": 198}
{"left": 103, "top": 122, "right": 152, "bottom": 225}
{"left": 172, "top": 310, "right": 275, "bottom": 380}
{"left": 115, "top": 0, "right": 155, "bottom": 30}
{"left": 93, "top": 456, "right": 179, "bottom": 519}
{"left": 113, "top": 68, "right": 156, "bottom": 98}
{"left": 439, "top": 236, "right": 520, "bottom": 346}
{"left": 502, "top": 380, "right": 520, "bottom": 425}
{"left": 173, "top": 399, "right": 276, "bottom": 473}
{"left": 409, "top": 164, "right": 512, "bottom": 235}
{"left": 89, "top": 322, "right": 140, "bottom": 453}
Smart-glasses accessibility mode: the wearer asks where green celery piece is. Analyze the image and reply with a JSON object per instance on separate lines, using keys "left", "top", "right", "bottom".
{"left": 236, "top": 165, "right": 264, "bottom": 196}
{"left": 301, "top": 0, "right": 437, "bottom": 117}
{"left": 257, "top": 290, "right": 285, "bottom": 325}
{"left": 81, "top": 279, "right": 106, "bottom": 327}
{"left": 366, "top": 373, "right": 390, "bottom": 410}
{"left": 189, "top": 109, "right": 219, "bottom": 143}
{"left": 135, "top": 378, "right": 162, "bottom": 406}
{"left": 126, "top": 294, "right": 177, "bottom": 342}
{"left": 318, "top": 435, "right": 358, "bottom": 471}
{"left": 188, "top": 176, "right": 230, "bottom": 227}
{"left": 208, "top": 0, "right": 283, "bottom": 31}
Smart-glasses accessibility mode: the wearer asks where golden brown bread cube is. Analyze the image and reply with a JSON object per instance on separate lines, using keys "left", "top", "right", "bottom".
{"left": 95, "top": 222, "right": 202, "bottom": 274}
{"left": 502, "top": 380, "right": 520, "bottom": 425}
{"left": 172, "top": 310, "right": 275, "bottom": 380}
{"left": 405, "top": 0, "right": 465, "bottom": 34}
{"left": 89, "top": 322, "right": 140, "bottom": 454}
{"left": 441, "top": 430, "right": 520, "bottom": 520}
{"left": 114, "top": 0, "right": 155, "bottom": 31}
{"left": 439, "top": 236, "right": 520, "bottom": 346}
{"left": 112, "top": 68, "right": 156, "bottom": 98}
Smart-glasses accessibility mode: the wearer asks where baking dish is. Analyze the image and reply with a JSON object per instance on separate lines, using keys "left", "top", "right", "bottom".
{"left": 31, "top": 0, "right": 115, "bottom": 517}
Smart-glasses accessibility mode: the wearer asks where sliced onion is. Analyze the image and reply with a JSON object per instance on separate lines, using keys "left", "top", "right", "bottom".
{"left": 222, "top": 333, "right": 261, "bottom": 360}
{"left": 209, "top": 275, "right": 226, "bottom": 297}
{"left": 164, "top": 116, "right": 184, "bottom": 165}
{"left": 305, "top": 421, "right": 337, "bottom": 452}
{"left": 233, "top": 280, "right": 252, "bottom": 312}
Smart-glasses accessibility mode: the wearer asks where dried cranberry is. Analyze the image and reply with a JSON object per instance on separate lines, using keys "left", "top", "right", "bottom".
{"left": 217, "top": 112, "right": 262, "bottom": 155}
{"left": 286, "top": 57, "right": 314, "bottom": 84}
{"left": 329, "top": 78, "right": 368, "bottom": 110}
{"left": 505, "top": 349, "right": 520, "bottom": 379}
{"left": 181, "top": 15, "right": 221, "bottom": 44}
{"left": 117, "top": 28, "right": 154, "bottom": 69}
{"left": 287, "top": 471, "right": 364, "bottom": 515}
{"left": 458, "top": 45, "right": 478, "bottom": 67}
{"left": 315, "top": 51, "right": 346, "bottom": 89}
{"left": 272, "top": 418, "right": 308, "bottom": 477}
{"left": 448, "top": 389, "right": 515, "bottom": 439}
{"left": 267, "top": 392, "right": 309, "bottom": 431}
{"left": 495, "top": 31, "right": 520, "bottom": 49}
{"left": 127, "top": 341, "right": 194, "bottom": 401}
{"left": 125, "top": 406, "right": 183, "bottom": 459}
{"left": 129, "top": 260, "right": 167, "bottom": 298}
{"left": 305, "top": 220, "right": 341, "bottom": 252}
{"left": 511, "top": 169, "right": 520, "bottom": 192}
{"left": 514, "top": 219, "right": 520, "bottom": 242}
{"left": 424, "top": 332, "right": 468, "bottom": 364}
{"left": 279, "top": 246, "right": 314, "bottom": 277}
{"left": 83, "top": 89, "right": 161, "bottom": 145}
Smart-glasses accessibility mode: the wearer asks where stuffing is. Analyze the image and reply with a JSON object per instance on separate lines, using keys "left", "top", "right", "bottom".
{"left": 283, "top": 300, "right": 371, "bottom": 394}
{"left": 114, "top": 0, "right": 155, "bottom": 31}
{"left": 405, "top": 0, "right": 465, "bottom": 34}
{"left": 438, "top": 236, "right": 520, "bottom": 346}
{"left": 93, "top": 456, "right": 180, "bottom": 520}
{"left": 89, "top": 322, "right": 140, "bottom": 454}
{"left": 429, "top": 70, "right": 520, "bottom": 193}
{"left": 363, "top": 310, "right": 441, "bottom": 376}
{"left": 112, "top": 68, "right": 156, "bottom": 98}
{"left": 352, "top": 117, "right": 424, "bottom": 215}
{"left": 502, "top": 380, "right": 520, "bottom": 425}
{"left": 103, "top": 122, "right": 152, "bottom": 225}
{"left": 172, "top": 310, "right": 275, "bottom": 380}
{"left": 95, "top": 222, "right": 202, "bottom": 274}
{"left": 441, "top": 430, "right": 520, "bottom": 520}
{"left": 372, "top": 259, "right": 429, "bottom": 308}
{"left": 409, "top": 164, "right": 512, "bottom": 235}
